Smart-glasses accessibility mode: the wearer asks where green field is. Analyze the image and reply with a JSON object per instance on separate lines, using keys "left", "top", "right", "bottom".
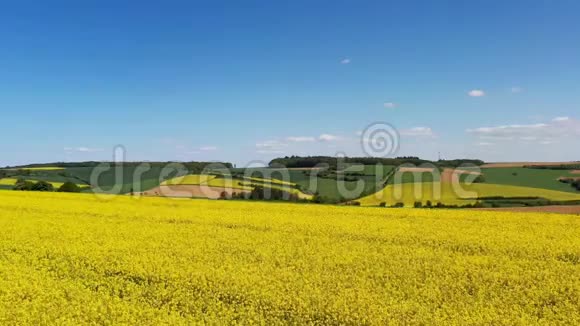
{"left": 389, "top": 170, "right": 440, "bottom": 184}
{"left": 235, "top": 165, "right": 395, "bottom": 201}
{"left": 5, "top": 167, "right": 64, "bottom": 171}
{"left": 480, "top": 167, "right": 579, "bottom": 193}
{"left": 1, "top": 165, "right": 188, "bottom": 194}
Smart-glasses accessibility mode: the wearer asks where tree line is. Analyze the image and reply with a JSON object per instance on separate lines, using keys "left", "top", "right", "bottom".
{"left": 269, "top": 156, "right": 484, "bottom": 169}
{"left": 12, "top": 179, "right": 82, "bottom": 193}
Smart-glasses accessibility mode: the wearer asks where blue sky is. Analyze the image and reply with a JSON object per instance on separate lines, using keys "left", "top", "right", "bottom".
{"left": 1, "top": 0, "right": 579, "bottom": 166}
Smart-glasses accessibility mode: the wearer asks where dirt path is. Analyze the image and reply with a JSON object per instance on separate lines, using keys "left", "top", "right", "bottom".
{"left": 473, "top": 205, "right": 580, "bottom": 215}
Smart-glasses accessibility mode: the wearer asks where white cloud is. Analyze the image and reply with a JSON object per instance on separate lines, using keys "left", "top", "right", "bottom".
{"left": 255, "top": 140, "right": 287, "bottom": 154}
{"left": 468, "top": 89, "right": 485, "bottom": 97}
{"left": 318, "top": 134, "right": 340, "bottom": 142}
{"left": 64, "top": 147, "right": 103, "bottom": 153}
{"left": 477, "top": 142, "right": 493, "bottom": 146}
{"left": 286, "top": 136, "right": 316, "bottom": 142}
{"left": 540, "top": 140, "right": 556, "bottom": 145}
{"left": 511, "top": 87, "right": 523, "bottom": 93}
{"left": 383, "top": 102, "right": 397, "bottom": 109}
{"left": 467, "top": 117, "right": 580, "bottom": 144}
{"left": 467, "top": 123, "right": 548, "bottom": 141}
{"left": 553, "top": 116, "right": 570, "bottom": 122}
{"left": 400, "top": 127, "right": 435, "bottom": 137}
{"left": 340, "top": 58, "right": 351, "bottom": 64}
{"left": 199, "top": 146, "right": 218, "bottom": 151}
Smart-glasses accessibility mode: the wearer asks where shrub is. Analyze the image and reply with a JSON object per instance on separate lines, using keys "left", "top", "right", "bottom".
{"left": 13, "top": 178, "right": 34, "bottom": 191}
{"left": 472, "top": 201, "right": 484, "bottom": 208}
{"left": 219, "top": 191, "right": 230, "bottom": 200}
{"left": 414, "top": 201, "right": 422, "bottom": 208}
{"left": 425, "top": 200, "right": 432, "bottom": 208}
{"left": 379, "top": 202, "right": 386, "bottom": 207}
{"left": 31, "top": 181, "right": 54, "bottom": 192}
{"left": 393, "top": 202, "right": 404, "bottom": 208}
{"left": 58, "top": 182, "right": 82, "bottom": 193}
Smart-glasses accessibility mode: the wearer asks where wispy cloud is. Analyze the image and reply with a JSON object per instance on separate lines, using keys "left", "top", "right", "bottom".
{"left": 340, "top": 58, "right": 351, "bottom": 64}
{"left": 286, "top": 136, "right": 316, "bottom": 142}
{"left": 553, "top": 116, "right": 570, "bottom": 122}
{"left": 467, "top": 117, "right": 580, "bottom": 144}
{"left": 383, "top": 102, "right": 397, "bottom": 109}
{"left": 400, "top": 127, "right": 435, "bottom": 137}
{"left": 199, "top": 146, "right": 218, "bottom": 151}
{"left": 318, "top": 134, "right": 340, "bottom": 142}
{"left": 511, "top": 86, "right": 523, "bottom": 93}
{"left": 468, "top": 89, "right": 485, "bottom": 97}
{"left": 255, "top": 140, "right": 287, "bottom": 154}
{"left": 64, "top": 147, "right": 104, "bottom": 153}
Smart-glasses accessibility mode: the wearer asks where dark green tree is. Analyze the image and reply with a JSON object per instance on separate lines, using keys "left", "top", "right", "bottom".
{"left": 14, "top": 178, "right": 34, "bottom": 191}
{"left": 58, "top": 181, "right": 82, "bottom": 193}
{"left": 31, "top": 181, "right": 54, "bottom": 192}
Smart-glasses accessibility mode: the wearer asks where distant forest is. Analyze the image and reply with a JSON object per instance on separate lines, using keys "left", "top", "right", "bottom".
{"left": 269, "top": 156, "right": 485, "bottom": 169}
{"left": 4, "top": 161, "right": 234, "bottom": 173}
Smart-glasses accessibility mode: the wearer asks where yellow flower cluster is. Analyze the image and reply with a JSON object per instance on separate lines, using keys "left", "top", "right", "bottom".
{"left": 0, "top": 191, "right": 578, "bottom": 324}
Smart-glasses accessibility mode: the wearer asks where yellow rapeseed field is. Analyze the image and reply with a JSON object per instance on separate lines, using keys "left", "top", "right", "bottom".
{"left": 161, "top": 174, "right": 216, "bottom": 186}
{"left": 360, "top": 182, "right": 580, "bottom": 206}
{"left": 0, "top": 191, "right": 578, "bottom": 324}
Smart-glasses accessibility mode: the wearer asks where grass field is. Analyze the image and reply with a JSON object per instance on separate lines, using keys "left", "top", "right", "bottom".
{"left": 1, "top": 165, "right": 188, "bottom": 194}
{"left": 389, "top": 170, "right": 440, "bottom": 184}
{"left": 480, "top": 167, "right": 579, "bottom": 193}
{"left": 360, "top": 182, "right": 580, "bottom": 206}
{"left": 0, "top": 191, "right": 578, "bottom": 324}
{"left": 237, "top": 165, "right": 395, "bottom": 201}
{"left": 5, "top": 167, "right": 65, "bottom": 171}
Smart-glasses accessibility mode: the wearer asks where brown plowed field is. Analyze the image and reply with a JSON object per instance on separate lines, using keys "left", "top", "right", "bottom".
{"left": 441, "top": 168, "right": 481, "bottom": 184}
{"left": 139, "top": 185, "right": 249, "bottom": 199}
